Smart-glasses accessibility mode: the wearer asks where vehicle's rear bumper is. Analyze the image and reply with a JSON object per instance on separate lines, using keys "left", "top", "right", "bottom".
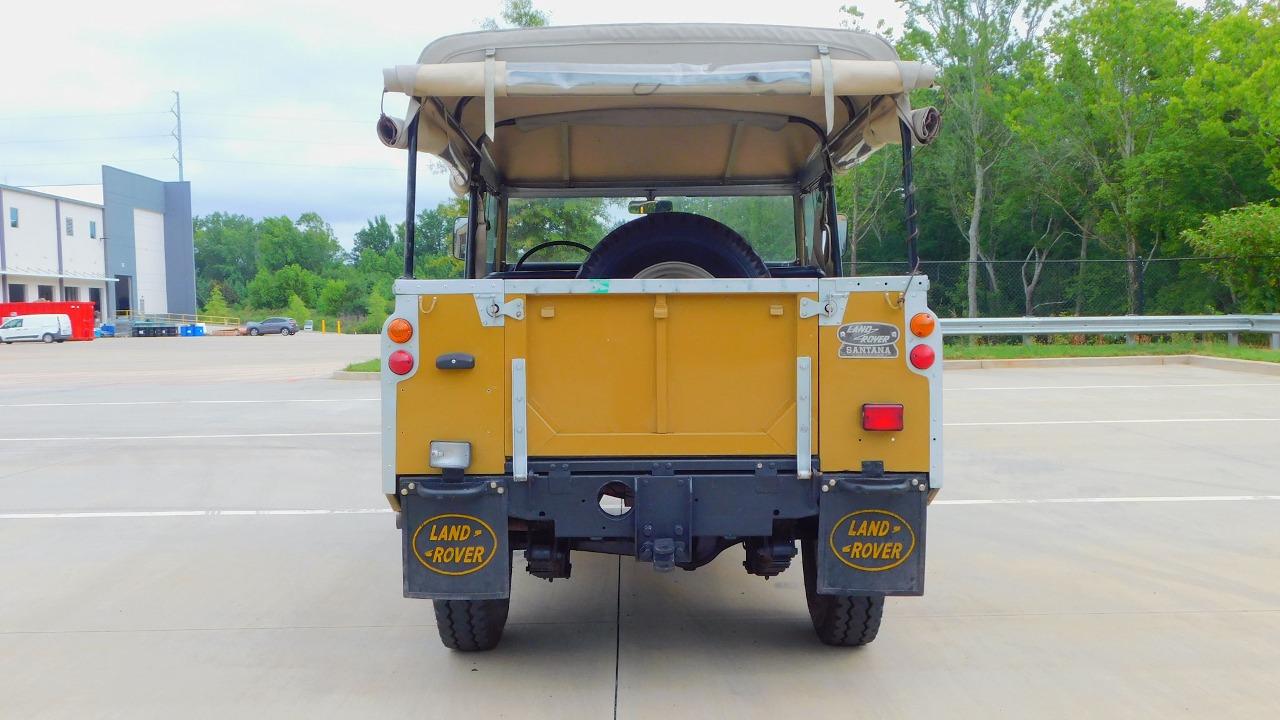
{"left": 396, "top": 458, "right": 929, "bottom": 599}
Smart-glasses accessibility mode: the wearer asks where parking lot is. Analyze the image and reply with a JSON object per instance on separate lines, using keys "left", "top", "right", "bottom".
{"left": 2, "top": 334, "right": 1278, "bottom": 718}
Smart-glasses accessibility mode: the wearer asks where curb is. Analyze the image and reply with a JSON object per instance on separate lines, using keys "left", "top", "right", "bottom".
{"left": 944, "top": 354, "right": 1280, "bottom": 376}
{"left": 1184, "top": 355, "right": 1280, "bottom": 376}
{"left": 332, "top": 370, "right": 379, "bottom": 381}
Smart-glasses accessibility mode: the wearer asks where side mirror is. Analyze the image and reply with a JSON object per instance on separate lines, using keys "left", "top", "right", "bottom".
{"left": 451, "top": 217, "right": 468, "bottom": 260}
{"left": 836, "top": 213, "right": 848, "bottom": 247}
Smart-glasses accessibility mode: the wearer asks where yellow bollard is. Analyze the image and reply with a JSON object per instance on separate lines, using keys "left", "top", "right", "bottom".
{"left": 337, "top": 319, "right": 342, "bottom": 334}
{"left": 321, "top": 318, "right": 326, "bottom": 334}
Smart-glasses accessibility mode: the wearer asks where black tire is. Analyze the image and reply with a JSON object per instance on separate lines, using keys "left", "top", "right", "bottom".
{"left": 576, "top": 212, "right": 769, "bottom": 279}
{"left": 801, "top": 539, "right": 884, "bottom": 647}
{"left": 433, "top": 597, "right": 511, "bottom": 651}
{"left": 41, "top": 333, "right": 54, "bottom": 344}
{"left": 249, "top": 327, "right": 260, "bottom": 336}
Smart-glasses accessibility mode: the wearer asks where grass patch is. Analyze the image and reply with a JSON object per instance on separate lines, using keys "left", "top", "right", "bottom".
{"left": 945, "top": 339, "right": 1280, "bottom": 363}
{"left": 344, "top": 358, "right": 380, "bottom": 372}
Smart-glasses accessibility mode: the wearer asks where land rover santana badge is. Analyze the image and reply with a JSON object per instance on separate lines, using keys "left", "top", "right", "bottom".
{"left": 837, "top": 322, "right": 900, "bottom": 359}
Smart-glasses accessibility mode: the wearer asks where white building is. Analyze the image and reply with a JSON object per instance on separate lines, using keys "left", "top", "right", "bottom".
{"left": 0, "top": 185, "right": 110, "bottom": 310}
{"left": 0, "top": 166, "right": 195, "bottom": 317}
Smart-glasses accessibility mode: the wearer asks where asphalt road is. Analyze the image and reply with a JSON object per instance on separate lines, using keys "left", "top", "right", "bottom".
{"left": 2, "top": 334, "right": 1278, "bottom": 718}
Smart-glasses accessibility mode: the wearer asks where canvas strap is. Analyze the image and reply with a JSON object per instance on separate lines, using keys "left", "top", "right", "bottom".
{"left": 484, "top": 48, "right": 497, "bottom": 142}
{"left": 818, "top": 45, "right": 834, "bottom": 135}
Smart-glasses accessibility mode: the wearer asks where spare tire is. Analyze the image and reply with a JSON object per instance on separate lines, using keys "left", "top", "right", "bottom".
{"left": 576, "top": 212, "right": 769, "bottom": 279}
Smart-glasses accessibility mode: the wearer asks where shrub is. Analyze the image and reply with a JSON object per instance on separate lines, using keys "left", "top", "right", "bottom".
{"left": 1183, "top": 202, "right": 1280, "bottom": 313}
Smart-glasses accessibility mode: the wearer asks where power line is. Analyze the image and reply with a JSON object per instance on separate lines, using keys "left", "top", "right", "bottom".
{"left": 185, "top": 134, "right": 375, "bottom": 148}
{"left": 193, "top": 158, "right": 399, "bottom": 172}
{"left": 0, "top": 134, "right": 169, "bottom": 145}
{"left": 1, "top": 158, "right": 173, "bottom": 167}
{"left": 185, "top": 111, "right": 369, "bottom": 125}
{"left": 0, "top": 110, "right": 169, "bottom": 121}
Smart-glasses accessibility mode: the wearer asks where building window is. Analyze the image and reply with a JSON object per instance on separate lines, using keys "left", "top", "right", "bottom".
{"left": 66, "top": 217, "right": 74, "bottom": 236}
{"left": 37, "top": 285, "right": 54, "bottom": 301}
{"left": 90, "top": 220, "right": 97, "bottom": 238}
{"left": 8, "top": 207, "right": 16, "bottom": 228}
{"left": 8, "top": 284, "right": 25, "bottom": 302}
{"left": 89, "top": 287, "right": 102, "bottom": 311}
{"left": 64, "top": 287, "right": 80, "bottom": 301}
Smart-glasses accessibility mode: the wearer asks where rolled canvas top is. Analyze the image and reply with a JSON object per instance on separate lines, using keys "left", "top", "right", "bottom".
{"left": 381, "top": 24, "right": 937, "bottom": 190}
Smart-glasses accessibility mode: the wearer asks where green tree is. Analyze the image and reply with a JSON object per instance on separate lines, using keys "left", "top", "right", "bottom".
{"left": 482, "top": 0, "right": 549, "bottom": 29}
{"left": 194, "top": 213, "right": 258, "bottom": 304}
{"left": 318, "top": 278, "right": 366, "bottom": 316}
{"left": 1029, "top": 0, "right": 1197, "bottom": 312}
{"left": 359, "top": 286, "right": 392, "bottom": 333}
{"left": 202, "top": 284, "right": 232, "bottom": 319}
{"left": 1183, "top": 201, "right": 1280, "bottom": 312}
{"left": 353, "top": 216, "right": 396, "bottom": 265}
{"left": 505, "top": 198, "right": 615, "bottom": 262}
{"left": 257, "top": 214, "right": 341, "bottom": 275}
{"left": 246, "top": 264, "right": 323, "bottom": 309}
{"left": 896, "top": 0, "right": 1052, "bottom": 316}
{"left": 286, "top": 293, "right": 312, "bottom": 323}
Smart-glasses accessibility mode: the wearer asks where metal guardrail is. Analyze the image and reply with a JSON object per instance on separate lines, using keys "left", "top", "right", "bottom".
{"left": 940, "top": 314, "right": 1280, "bottom": 350}
{"left": 116, "top": 310, "right": 241, "bottom": 327}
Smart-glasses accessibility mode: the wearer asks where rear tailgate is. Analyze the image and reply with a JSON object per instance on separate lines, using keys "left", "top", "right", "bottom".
{"left": 382, "top": 277, "right": 940, "bottom": 501}
{"left": 505, "top": 280, "right": 818, "bottom": 459}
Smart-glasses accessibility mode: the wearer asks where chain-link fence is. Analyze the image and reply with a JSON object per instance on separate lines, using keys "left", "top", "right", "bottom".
{"left": 849, "top": 257, "right": 1255, "bottom": 318}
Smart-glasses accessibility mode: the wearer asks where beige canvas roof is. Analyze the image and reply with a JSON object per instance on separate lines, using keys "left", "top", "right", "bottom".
{"left": 379, "top": 23, "right": 939, "bottom": 193}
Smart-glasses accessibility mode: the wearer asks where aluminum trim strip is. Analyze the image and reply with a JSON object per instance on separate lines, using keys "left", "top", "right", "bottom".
{"left": 796, "top": 356, "right": 812, "bottom": 481}
{"left": 512, "top": 358, "right": 528, "bottom": 481}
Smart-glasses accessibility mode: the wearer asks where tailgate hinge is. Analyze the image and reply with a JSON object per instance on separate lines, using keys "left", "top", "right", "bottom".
{"left": 800, "top": 292, "right": 850, "bottom": 325}
{"left": 474, "top": 295, "right": 524, "bottom": 327}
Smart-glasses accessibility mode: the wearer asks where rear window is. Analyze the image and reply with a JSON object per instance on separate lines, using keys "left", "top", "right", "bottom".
{"left": 503, "top": 195, "right": 796, "bottom": 265}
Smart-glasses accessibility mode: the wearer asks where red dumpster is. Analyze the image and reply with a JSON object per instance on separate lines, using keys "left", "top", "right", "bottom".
{"left": 0, "top": 301, "right": 97, "bottom": 341}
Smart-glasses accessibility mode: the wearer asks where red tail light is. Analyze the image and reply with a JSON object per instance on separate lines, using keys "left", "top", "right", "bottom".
{"left": 388, "top": 350, "right": 414, "bottom": 376}
{"left": 909, "top": 344, "right": 935, "bottom": 370}
{"left": 862, "top": 403, "right": 904, "bottom": 432}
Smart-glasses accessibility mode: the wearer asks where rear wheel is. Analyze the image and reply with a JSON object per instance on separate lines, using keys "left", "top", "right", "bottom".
{"left": 433, "top": 597, "right": 511, "bottom": 651}
{"left": 801, "top": 539, "right": 884, "bottom": 647}
{"left": 41, "top": 333, "right": 54, "bottom": 344}
{"left": 280, "top": 327, "right": 291, "bottom": 336}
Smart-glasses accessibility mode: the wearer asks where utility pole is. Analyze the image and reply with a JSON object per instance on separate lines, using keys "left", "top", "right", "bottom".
{"left": 171, "top": 90, "right": 185, "bottom": 181}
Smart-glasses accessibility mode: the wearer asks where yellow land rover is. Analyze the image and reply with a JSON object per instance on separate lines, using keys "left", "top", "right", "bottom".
{"left": 376, "top": 23, "right": 942, "bottom": 651}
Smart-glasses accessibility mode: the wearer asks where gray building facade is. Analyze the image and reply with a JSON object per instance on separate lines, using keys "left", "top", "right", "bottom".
{"left": 101, "top": 166, "right": 196, "bottom": 316}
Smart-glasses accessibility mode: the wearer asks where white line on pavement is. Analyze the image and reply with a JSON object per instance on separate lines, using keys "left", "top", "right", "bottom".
{"left": 3, "top": 496, "right": 1276, "bottom": 520}
{"left": 946, "top": 418, "right": 1280, "bottom": 427}
{"left": 0, "top": 432, "right": 379, "bottom": 442}
{"left": 0, "top": 509, "right": 392, "bottom": 520}
{"left": 947, "top": 383, "right": 1280, "bottom": 392}
{"left": 0, "top": 398, "right": 377, "bottom": 408}
{"left": 934, "top": 495, "right": 1280, "bottom": 506}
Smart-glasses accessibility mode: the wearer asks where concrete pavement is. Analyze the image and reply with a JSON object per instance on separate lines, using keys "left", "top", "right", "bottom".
{"left": 1, "top": 335, "right": 1278, "bottom": 718}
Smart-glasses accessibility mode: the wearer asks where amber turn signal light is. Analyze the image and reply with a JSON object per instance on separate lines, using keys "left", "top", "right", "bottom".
{"left": 909, "top": 312, "right": 936, "bottom": 337}
{"left": 387, "top": 318, "right": 413, "bottom": 344}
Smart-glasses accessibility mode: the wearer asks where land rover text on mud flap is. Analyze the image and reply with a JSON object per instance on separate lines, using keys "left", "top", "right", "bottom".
{"left": 377, "top": 23, "right": 943, "bottom": 651}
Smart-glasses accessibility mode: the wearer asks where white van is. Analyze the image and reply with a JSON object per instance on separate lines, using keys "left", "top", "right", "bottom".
{"left": 0, "top": 314, "right": 72, "bottom": 344}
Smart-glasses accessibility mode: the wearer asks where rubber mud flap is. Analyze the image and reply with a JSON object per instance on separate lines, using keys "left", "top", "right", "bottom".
{"left": 817, "top": 477, "right": 926, "bottom": 596}
{"left": 401, "top": 479, "right": 510, "bottom": 600}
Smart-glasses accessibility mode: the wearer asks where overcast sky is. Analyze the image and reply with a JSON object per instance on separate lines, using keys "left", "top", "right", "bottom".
{"left": 0, "top": 0, "right": 904, "bottom": 247}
